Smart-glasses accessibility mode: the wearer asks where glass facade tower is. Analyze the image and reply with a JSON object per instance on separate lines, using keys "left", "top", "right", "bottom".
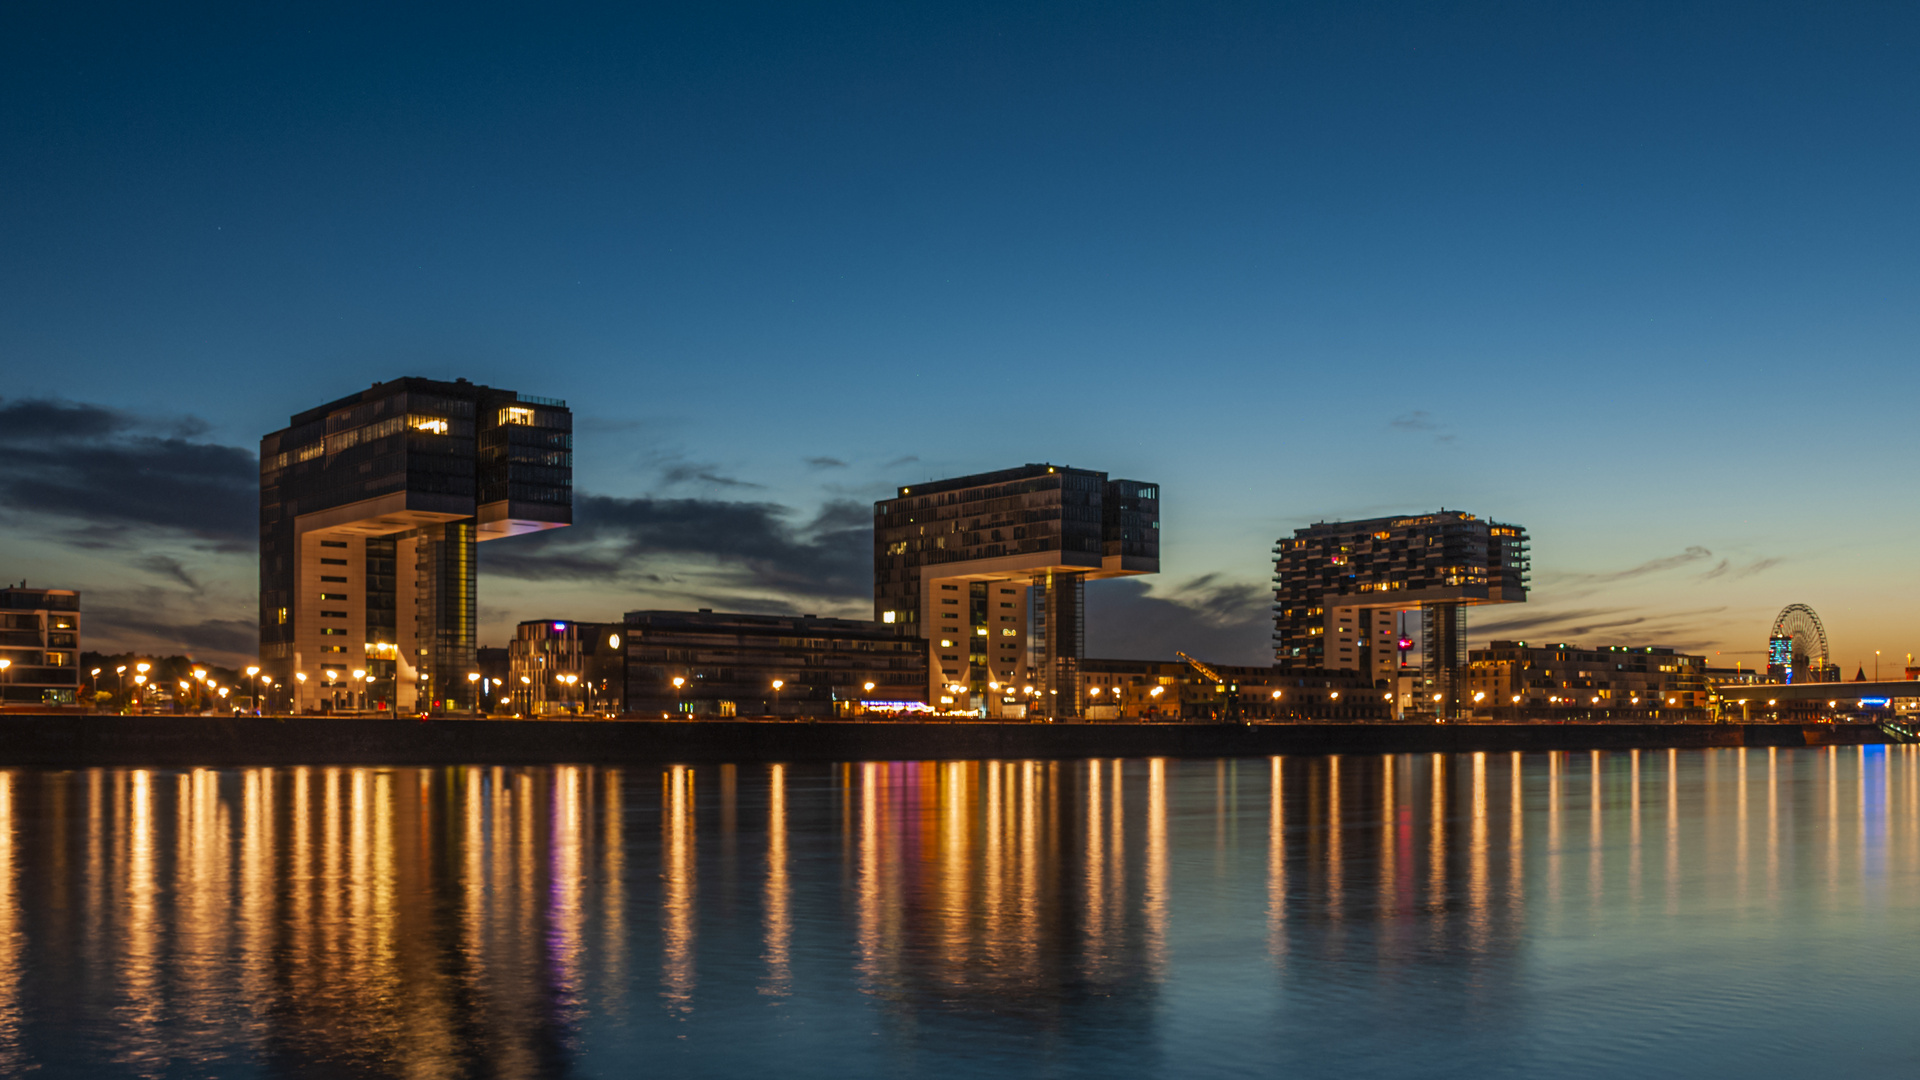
{"left": 1273, "top": 511, "right": 1528, "bottom": 719}
{"left": 259, "top": 377, "right": 571, "bottom": 713}
{"left": 873, "top": 464, "right": 1158, "bottom": 718}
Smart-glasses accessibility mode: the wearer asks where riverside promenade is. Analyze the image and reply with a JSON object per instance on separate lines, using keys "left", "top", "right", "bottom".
{"left": 0, "top": 714, "right": 1891, "bottom": 767}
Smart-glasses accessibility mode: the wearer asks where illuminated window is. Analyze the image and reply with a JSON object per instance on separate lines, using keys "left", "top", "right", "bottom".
{"left": 882, "top": 611, "right": 896, "bottom": 623}
{"left": 45, "top": 652, "right": 67, "bottom": 666}
{"left": 1001, "top": 628, "right": 1016, "bottom": 636}
{"left": 940, "top": 640, "right": 954, "bottom": 647}
{"left": 276, "top": 607, "right": 289, "bottom": 624}
{"left": 319, "top": 593, "right": 346, "bottom": 600}
{"left": 499, "top": 406, "right": 535, "bottom": 426}
{"left": 411, "top": 416, "right": 449, "bottom": 435}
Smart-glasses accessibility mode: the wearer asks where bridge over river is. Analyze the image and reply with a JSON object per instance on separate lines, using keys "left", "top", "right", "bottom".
{"left": 1719, "top": 679, "right": 1920, "bottom": 720}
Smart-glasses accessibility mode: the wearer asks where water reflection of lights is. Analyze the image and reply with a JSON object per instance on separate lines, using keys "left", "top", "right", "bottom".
{"left": 763, "top": 763, "right": 790, "bottom": 996}
{"left": 0, "top": 773, "right": 18, "bottom": 1073}
{"left": 663, "top": 764, "right": 697, "bottom": 1011}
{"left": 4, "top": 753, "right": 1916, "bottom": 1072}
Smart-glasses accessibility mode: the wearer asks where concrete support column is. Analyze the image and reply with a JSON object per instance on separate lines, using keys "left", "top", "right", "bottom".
{"left": 1423, "top": 601, "right": 1466, "bottom": 719}
{"left": 1035, "top": 571, "right": 1085, "bottom": 719}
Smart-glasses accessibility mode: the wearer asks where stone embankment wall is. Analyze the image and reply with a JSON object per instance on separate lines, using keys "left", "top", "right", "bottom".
{"left": 0, "top": 715, "right": 1888, "bottom": 767}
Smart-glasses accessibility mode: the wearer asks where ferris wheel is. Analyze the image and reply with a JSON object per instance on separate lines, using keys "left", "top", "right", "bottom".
{"left": 1768, "top": 604, "right": 1830, "bottom": 677}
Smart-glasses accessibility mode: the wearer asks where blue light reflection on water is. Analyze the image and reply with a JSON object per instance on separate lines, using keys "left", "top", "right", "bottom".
{"left": 0, "top": 748, "right": 1917, "bottom": 1077}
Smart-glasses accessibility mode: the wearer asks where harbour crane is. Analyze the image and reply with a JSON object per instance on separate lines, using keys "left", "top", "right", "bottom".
{"left": 1176, "top": 651, "right": 1243, "bottom": 723}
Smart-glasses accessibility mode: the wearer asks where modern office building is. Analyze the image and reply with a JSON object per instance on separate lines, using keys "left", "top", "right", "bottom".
{"left": 259, "top": 377, "right": 571, "bottom": 713}
{"left": 1077, "top": 658, "right": 1388, "bottom": 722}
{"left": 0, "top": 586, "right": 81, "bottom": 706}
{"left": 623, "top": 610, "right": 927, "bottom": 717}
{"left": 507, "top": 619, "right": 623, "bottom": 716}
{"left": 873, "top": 463, "right": 1159, "bottom": 718}
{"left": 1465, "top": 641, "right": 1709, "bottom": 721}
{"left": 1273, "top": 510, "right": 1527, "bottom": 718}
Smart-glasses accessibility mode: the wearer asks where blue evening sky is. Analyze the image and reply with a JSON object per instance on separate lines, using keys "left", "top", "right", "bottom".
{"left": 2, "top": 2, "right": 1916, "bottom": 669}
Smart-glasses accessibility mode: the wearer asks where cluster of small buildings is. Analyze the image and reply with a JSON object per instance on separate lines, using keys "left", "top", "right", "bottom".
{"left": 1, "top": 375, "right": 1867, "bottom": 722}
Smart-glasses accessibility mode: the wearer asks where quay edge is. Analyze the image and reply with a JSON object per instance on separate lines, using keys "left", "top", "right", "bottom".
{"left": 0, "top": 716, "right": 1894, "bottom": 768}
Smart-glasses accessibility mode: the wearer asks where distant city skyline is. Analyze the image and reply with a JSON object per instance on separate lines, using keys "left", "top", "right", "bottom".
{"left": 4, "top": 3, "right": 1918, "bottom": 669}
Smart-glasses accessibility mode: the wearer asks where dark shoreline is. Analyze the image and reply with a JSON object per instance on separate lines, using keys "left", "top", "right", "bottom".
{"left": 0, "top": 714, "right": 1892, "bottom": 767}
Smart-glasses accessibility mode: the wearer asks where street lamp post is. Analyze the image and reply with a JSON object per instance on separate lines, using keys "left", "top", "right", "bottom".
{"left": 771, "top": 679, "right": 784, "bottom": 717}
{"left": 468, "top": 671, "right": 481, "bottom": 716}
{"left": 608, "top": 632, "right": 625, "bottom": 717}
{"left": 862, "top": 681, "right": 875, "bottom": 721}
{"left": 671, "top": 675, "right": 684, "bottom": 717}
{"left": 0, "top": 659, "right": 10, "bottom": 709}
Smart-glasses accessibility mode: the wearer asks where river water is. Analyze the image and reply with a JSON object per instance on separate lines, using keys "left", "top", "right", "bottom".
{"left": 0, "top": 748, "right": 1916, "bottom": 1077}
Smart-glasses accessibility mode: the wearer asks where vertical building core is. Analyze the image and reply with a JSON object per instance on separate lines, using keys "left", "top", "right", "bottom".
{"left": 259, "top": 377, "right": 572, "bottom": 712}
{"left": 873, "top": 464, "right": 1158, "bottom": 718}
